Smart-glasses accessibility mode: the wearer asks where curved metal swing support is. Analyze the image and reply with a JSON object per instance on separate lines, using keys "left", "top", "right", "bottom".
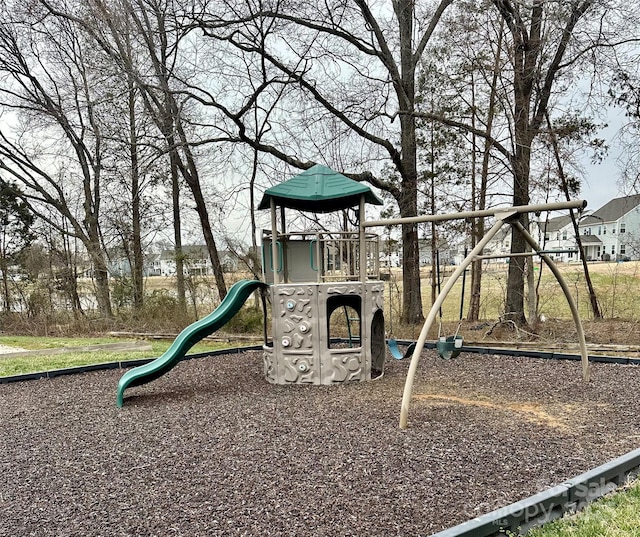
{"left": 396, "top": 206, "right": 590, "bottom": 430}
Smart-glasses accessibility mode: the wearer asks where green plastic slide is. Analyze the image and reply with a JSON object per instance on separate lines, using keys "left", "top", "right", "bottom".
{"left": 116, "top": 279, "right": 268, "bottom": 407}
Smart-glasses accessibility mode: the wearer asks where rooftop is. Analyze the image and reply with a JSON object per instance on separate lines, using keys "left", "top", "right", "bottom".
{"left": 257, "top": 164, "right": 383, "bottom": 213}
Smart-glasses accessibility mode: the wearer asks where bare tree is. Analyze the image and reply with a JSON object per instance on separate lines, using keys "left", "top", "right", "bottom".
{"left": 488, "top": 0, "right": 630, "bottom": 323}
{"left": 191, "top": 0, "right": 455, "bottom": 323}
{"left": 414, "top": 0, "right": 633, "bottom": 324}
{"left": 41, "top": 0, "right": 229, "bottom": 303}
{"left": 0, "top": 7, "right": 114, "bottom": 317}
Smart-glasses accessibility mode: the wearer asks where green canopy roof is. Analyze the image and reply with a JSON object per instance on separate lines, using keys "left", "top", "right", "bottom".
{"left": 257, "top": 164, "right": 383, "bottom": 213}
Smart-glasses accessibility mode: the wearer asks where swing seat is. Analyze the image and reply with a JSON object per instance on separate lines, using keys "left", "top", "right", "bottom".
{"left": 437, "top": 335, "right": 463, "bottom": 360}
{"left": 404, "top": 342, "right": 416, "bottom": 358}
{"left": 387, "top": 339, "right": 417, "bottom": 360}
{"left": 387, "top": 338, "right": 405, "bottom": 360}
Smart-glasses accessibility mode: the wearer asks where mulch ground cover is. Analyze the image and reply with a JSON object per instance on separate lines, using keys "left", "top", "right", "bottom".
{"left": 1, "top": 349, "right": 639, "bottom": 537}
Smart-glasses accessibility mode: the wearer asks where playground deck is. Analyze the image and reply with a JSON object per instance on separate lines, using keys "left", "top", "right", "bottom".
{"left": 2, "top": 350, "right": 639, "bottom": 536}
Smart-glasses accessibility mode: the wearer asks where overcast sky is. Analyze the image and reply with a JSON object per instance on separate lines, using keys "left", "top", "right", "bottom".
{"left": 579, "top": 105, "right": 631, "bottom": 212}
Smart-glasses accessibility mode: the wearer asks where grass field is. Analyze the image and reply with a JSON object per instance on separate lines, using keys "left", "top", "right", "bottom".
{"left": 527, "top": 480, "right": 640, "bottom": 537}
{"left": 382, "top": 260, "right": 640, "bottom": 328}
{"left": 0, "top": 336, "right": 237, "bottom": 377}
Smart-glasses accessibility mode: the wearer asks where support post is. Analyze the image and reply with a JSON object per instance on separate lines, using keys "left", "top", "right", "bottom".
{"left": 270, "top": 198, "right": 279, "bottom": 286}
{"left": 359, "top": 195, "right": 366, "bottom": 282}
{"left": 399, "top": 216, "right": 510, "bottom": 429}
{"left": 512, "top": 221, "right": 590, "bottom": 383}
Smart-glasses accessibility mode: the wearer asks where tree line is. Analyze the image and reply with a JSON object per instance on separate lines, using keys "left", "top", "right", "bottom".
{"left": 0, "top": 0, "right": 639, "bottom": 324}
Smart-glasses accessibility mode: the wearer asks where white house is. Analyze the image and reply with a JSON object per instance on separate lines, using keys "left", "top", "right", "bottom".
{"left": 481, "top": 195, "right": 640, "bottom": 263}
{"left": 483, "top": 220, "right": 544, "bottom": 262}
{"left": 159, "top": 245, "right": 241, "bottom": 276}
{"left": 541, "top": 215, "right": 579, "bottom": 263}
{"left": 379, "top": 238, "right": 461, "bottom": 268}
{"left": 418, "top": 238, "right": 457, "bottom": 266}
{"left": 578, "top": 194, "right": 640, "bottom": 261}
{"left": 483, "top": 226, "right": 511, "bottom": 261}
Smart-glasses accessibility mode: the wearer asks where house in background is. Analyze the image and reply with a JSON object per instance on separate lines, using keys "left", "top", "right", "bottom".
{"left": 482, "top": 221, "right": 544, "bottom": 262}
{"left": 482, "top": 194, "right": 640, "bottom": 263}
{"left": 418, "top": 238, "right": 457, "bottom": 266}
{"left": 144, "top": 253, "right": 162, "bottom": 276}
{"left": 578, "top": 194, "right": 640, "bottom": 261}
{"left": 159, "top": 245, "right": 241, "bottom": 276}
{"left": 482, "top": 226, "right": 511, "bottom": 262}
{"left": 541, "top": 215, "right": 578, "bottom": 263}
{"left": 379, "top": 237, "right": 462, "bottom": 268}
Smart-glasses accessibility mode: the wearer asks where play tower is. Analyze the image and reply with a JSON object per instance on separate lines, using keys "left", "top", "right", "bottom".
{"left": 258, "top": 165, "right": 386, "bottom": 385}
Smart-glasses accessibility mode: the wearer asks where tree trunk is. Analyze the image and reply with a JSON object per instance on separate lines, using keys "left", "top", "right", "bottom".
{"left": 173, "top": 119, "right": 228, "bottom": 301}
{"left": 169, "top": 145, "right": 187, "bottom": 314}
{"left": 397, "top": 0, "right": 423, "bottom": 324}
{"left": 128, "top": 79, "right": 144, "bottom": 312}
{"left": 61, "top": 229, "right": 83, "bottom": 315}
{"left": 504, "top": 51, "right": 533, "bottom": 325}
{"left": 544, "top": 111, "right": 602, "bottom": 319}
{"left": 430, "top": 220, "right": 437, "bottom": 306}
{"left": 468, "top": 19, "right": 503, "bottom": 322}
{"left": 401, "top": 219, "right": 422, "bottom": 324}
{"left": 495, "top": 0, "right": 592, "bottom": 325}
{"left": 180, "top": 167, "right": 227, "bottom": 301}
{"left": 526, "top": 253, "right": 537, "bottom": 324}
{"left": 397, "top": 127, "right": 422, "bottom": 323}
{"left": 467, "top": 155, "right": 491, "bottom": 322}
{"left": 505, "top": 148, "right": 530, "bottom": 325}
{"left": 83, "top": 145, "right": 112, "bottom": 318}
{"left": 87, "top": 241, "right": 112, "bottom": 317}
{"left": 0, "top": 258, "right": 9, "bottom": 312}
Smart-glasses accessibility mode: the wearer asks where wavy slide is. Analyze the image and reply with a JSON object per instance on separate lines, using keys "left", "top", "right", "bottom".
{"left": 117, "top": 279, "right": 268, "bottom": 407}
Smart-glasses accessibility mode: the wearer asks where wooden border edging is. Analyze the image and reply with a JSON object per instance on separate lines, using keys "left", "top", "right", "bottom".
{"left": 428, "top": 447, "right": 640, "bottom": 537}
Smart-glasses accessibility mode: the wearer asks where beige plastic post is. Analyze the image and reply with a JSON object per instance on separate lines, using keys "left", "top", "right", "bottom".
{"left": 270, "top": 198, "right": 279, "bottom": 286}
{"left": 365, "top": 200, "right": 586, "bottom": 228}
{"left": 359, "top": 195, "right": 366, "bottom": 282}
{"left": 512, "top": 221, "right": 590, "bottom": 382}
{"left": 399, "top": 217, "right": 510, "bottom": 429}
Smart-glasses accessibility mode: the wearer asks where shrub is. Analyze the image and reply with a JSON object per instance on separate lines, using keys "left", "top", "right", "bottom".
{"left": 224, "top": 306, "right": 264, "bottom": 334}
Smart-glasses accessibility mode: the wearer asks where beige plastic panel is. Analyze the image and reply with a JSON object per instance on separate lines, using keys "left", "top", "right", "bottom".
{"left": 265, "top": 281, "right": 384, "bottom": 385}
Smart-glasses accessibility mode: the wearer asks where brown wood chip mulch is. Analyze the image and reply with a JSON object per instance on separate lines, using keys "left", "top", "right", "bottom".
{"left": 1, "top": 350, "right": 639, "bottom": 537}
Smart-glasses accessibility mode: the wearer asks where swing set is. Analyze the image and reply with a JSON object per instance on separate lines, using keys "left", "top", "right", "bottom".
{"left": 434, "top": 248, "right": 467, "bottom": 360}
{"left": 363, "top": 199, "right": 590, "bottom": 429}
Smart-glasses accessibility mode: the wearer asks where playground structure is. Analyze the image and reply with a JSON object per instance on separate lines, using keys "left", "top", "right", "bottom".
{"left": 116, "top": 164, "right": 589, "bottom": 424}
{"left": 116, "top": 165, "right": 387, "bottom": 405}
{"left": 258, "top": 165, "right": 386, "bottom": 384}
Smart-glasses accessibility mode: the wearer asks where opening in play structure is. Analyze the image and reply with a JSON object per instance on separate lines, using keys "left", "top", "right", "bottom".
{"left": 327, "top": 296, "right": 361, "bottom": 348}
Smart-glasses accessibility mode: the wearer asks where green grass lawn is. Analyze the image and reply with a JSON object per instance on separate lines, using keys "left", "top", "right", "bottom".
{"left": 527, "top": 480, "right": 640, "bottom": 537}
{"left": 0, "top": 336, "right": 238, "bottom": 377}
{"left": 384, "top": 261, "right": 640, "bottom": 328}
